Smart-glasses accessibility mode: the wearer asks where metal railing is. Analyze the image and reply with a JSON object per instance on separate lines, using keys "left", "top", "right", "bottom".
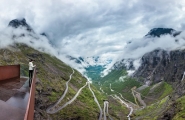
{"left": 0, "top": 65, "right": 36, "bottom": 120}
{"left": 0, "top": 65, "right": 20, "bottom": 81}
{"left": 24, "top": 68, "right": 36, "bottom": 120}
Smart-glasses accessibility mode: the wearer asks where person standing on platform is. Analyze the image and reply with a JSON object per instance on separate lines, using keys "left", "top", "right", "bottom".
{"left": 29, "top": 59, "right": 36, "bottom": 87}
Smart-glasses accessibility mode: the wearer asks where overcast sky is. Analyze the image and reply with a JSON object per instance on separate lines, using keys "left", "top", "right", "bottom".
{"left": 1, "top": 0, "right": 185, "bottom": 64}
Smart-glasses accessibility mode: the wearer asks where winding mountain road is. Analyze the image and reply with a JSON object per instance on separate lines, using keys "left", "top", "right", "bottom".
{"left": 131, "top": 87, "right": 146, "bottom": 108}
{"left": 46, "top": 68, "right": 104, "bottom": 119}
{"left": 106, "top": 81, "right": 136, "bottom": 120}
{"left": 88, "top": 82, "right": 103, "bottom": 120}
{"left": 46, "top": 67, "right": 138, "bottom": 119}
{"left": 131, "top": 88, "right": 139, "bottom": 106}
{"left": 135, "top": 93, "right": 146, "bottom": 108}
{"left": 46, "top": 69, "right": 75, "bottom": 113}
{"left": 103, "top": 101, "right": 113, "bottom": 120}
{"left": 119, "top": 93, "right": 138, "bottom": 108}
{"left": 104, "top": 82, "right": 147, "bottom": 119}
{"left": 100, "top": 87, "right": 105, "bottom": 93}
{"left": 48, "top": 82, "right": 88, "bottom": 114}
{"left": 115, "top": 95, "right": 133, "bottom": 120}
{"left": 181, "top": 71, "right": 185, "bottom": 81}
{"left": 110, "top": 84, "right": 114, "bottom": 92}
{"left": 103, "top": 101, "right": 107, "bottom": 120}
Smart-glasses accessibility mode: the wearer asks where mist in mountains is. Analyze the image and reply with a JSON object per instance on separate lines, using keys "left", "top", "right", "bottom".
{"left": 2, "top": 19, "right": 185, "bottom": 78}
{"left": 1, "top": 0, "right": 185, "bottom": 77}
{"left": 101, "top": 29, "right": 185, "bottom": 76}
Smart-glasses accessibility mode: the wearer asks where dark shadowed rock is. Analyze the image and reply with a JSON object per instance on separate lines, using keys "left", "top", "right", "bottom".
{"left": 134, "top": 49, "right": 185, "bottom": 86}
{"left": 8, "top": 18, "right": 33, "bottom": 32}
{"left": 40, "top": 33, "right": 47, "bottom": 37}
{"left": 145, "top": 28, "right": 180, "bottom": 37}
{"left": 112, "top": 59, "right": 135, "bottom": 70}
{"left": 66, "top": 55, "right": 83, "bottom": 64}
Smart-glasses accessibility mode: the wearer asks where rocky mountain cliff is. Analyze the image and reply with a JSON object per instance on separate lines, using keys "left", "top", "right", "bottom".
{"left": 8, "top": 18, "right": 33, "bottom": 32}
{"left": 134, "top": 49, "right": 183, "bottom": 83}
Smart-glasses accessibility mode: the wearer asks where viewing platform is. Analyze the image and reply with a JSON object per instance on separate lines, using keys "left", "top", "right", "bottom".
{"left": 0, "top": 65, "right": 36, "bottom": 120}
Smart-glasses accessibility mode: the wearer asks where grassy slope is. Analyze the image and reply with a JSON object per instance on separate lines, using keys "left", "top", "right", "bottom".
{"left": 132, "top": 81, "right": 173, "bottom": 119}
{"left": 2, "top": 44, "right": 183, "bottom": 120}
{"left": 140, "top": 82, "right": 173, "bottom": 100}
{"left": 0, "top": 44, "right": 128, "bottom": 120}
{"left": 173, "top": 96, "right": 185, "bottom": 119}
{"left": 132, "top": 96, "right": 169, "bottom": 120}
{"left": 92, "top": 68, "right": 175, "bottom": 120}
{"left": 94, "top": 69, "right": 141, "bottom": 103}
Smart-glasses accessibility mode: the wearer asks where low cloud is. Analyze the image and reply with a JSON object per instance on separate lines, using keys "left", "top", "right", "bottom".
{"left": 121, "top": 33, "right": 185, "bottom": 60}
{"left": 1, "top": 0, "right": 185, "bottom": 75}
{"left": 0, "top": 26, "right": 94, "bottom": 73}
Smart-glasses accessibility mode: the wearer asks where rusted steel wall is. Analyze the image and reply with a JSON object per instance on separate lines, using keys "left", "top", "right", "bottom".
{"left": 0, "top": 65, "right": 20, "bottom": 81}
{"left": 24, "top": 68, "right": 36, "bottom": 120}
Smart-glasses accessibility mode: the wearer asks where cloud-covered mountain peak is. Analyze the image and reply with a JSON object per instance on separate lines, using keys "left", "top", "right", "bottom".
{"left": 145, "top": 28, "right": 178, "bottom": 37}
{"left": 8, "top": 18, "right": 33, "bottom": 32}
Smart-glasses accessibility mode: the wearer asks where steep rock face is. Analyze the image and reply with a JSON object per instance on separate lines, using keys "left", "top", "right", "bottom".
{"left": 8, "top": 18, "right": 33, "bottom": 32}
{"left": 134, "top": 49, "right": 185, "bottom": 85}
{"left": 113, "top": 59, "right": 135, "bottom": 71}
